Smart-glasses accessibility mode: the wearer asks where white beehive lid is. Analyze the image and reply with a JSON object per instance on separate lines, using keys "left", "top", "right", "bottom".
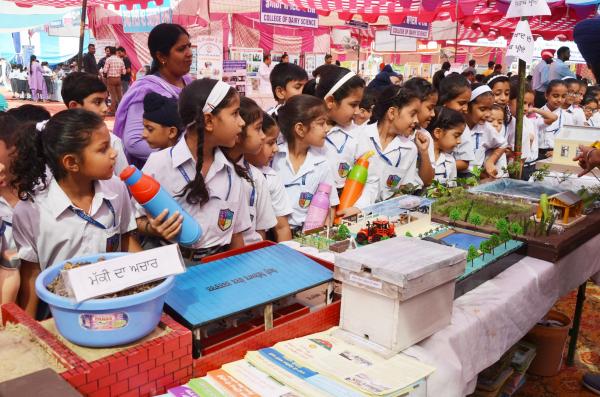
{"left": 334, "top": 237, "right": 466, "bottom": 288}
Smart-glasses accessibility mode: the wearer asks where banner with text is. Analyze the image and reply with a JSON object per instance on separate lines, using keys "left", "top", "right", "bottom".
{"left": 390, "top": 16, "right": 430, "bottom": 39}
{"left": 260, "top": 0, "right": 318, "bottom": 29}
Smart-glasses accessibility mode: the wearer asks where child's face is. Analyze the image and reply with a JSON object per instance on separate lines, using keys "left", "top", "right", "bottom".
{"left": 391, "top": 99, "right": 420, "bottom": 137}
{"left": 491, "top": 81, "right": 510, "bottom": 106}
{"left": 72, "top": 92, "right": 108, "bottom": 119}
{"left": 277, "top": 79, "right": 307, "bottom": 103}
{"left": 327, "top": 87, "right": 363, "bottom": 128}
{"left": 546, "top": 84, "right": 567, "bottom": 111}
{"left": 489, "top": 109, "right": 504, "bottom": 133}
{"left": 142, "top": 119, "right": 178, "bottom": 150}
{"left": 304, "top": 114, "right": 330, "bottom": 147}
{"left": 0, "top": 140, "right": 16, "bottom": 183}
{"left": 577, "top": 84, "right": 587, "bottom": 105}
{"left": 246, "top": 126, "right": 279, "bottom": 167}
{"left": 444, "top": 88, "right": 471, "bottom": 114}
{"left": 418, "top": 93, "right": 438, "bottom": 129}
{"left": 584, "top": 101, "right": 598, "bottom": 120}
{"left": 434, "top": 125, "right": 464, "bottom": 154}
{"left": 524, "top": 92, "right": 534, "bottom": 114}
{"left": 80, "top": 124, "right": 117, "bottom": 180}
{"left": 240, "top": 118, "right": 265, "bottom": 156}
{"left": 467, "top": 95, "right": 493, "bottom": 125}
{"left": 353, "top": 107, "right": 372, "bottom": 126}
{"left": 565, "top": 82, "right": 581, "bottom": 107}
{"left": 210, "top": 94, "right": 245, "bottom": 148}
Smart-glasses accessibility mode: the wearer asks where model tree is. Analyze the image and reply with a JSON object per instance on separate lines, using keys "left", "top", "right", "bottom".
{"left": 337, "top": 224, "right": 351, "bottom": 240}
{"left": 509, "top": 222, "right": 523, "bottom": 238}
{"left": 405, "top": 231, "right": 413, "bottom": 237}
{"left": 489, "top": 234, "right": 500, "bottom": 254}
{"left": 495, "top": 219, "right": 509, "bottom": 233}
{"left": 469, "top": 214, "right": 482, "bottom": 227}
{"left": 467, "top": 245, "right": 479, "bottom": 264}
{"left": 449, "top": 209, "right": 461, "bottom": 225}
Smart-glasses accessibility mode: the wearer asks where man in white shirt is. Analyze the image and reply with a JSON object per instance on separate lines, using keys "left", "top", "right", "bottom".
{"left": 258, "top": 54, "right": 274, "bottom": 94}
{"left": 532, "top": 49, "right": 554, "bottom": 108}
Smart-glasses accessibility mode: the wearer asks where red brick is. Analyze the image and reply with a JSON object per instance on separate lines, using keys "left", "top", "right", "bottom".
{"left": 156, "top": 374, "right": 173, "bottom": 388}
{"left": 119, "top": 389, "right": 139, "bottom": 397}
{"left": 128, "top": 349, "right": 148, "bottom": 367}
{"left": 172, "top": 346, "right": 188, "bottom": 359}
{"left": 163, "top": 358, "right": 180, "bottom": 375}
{"left": 87, "top": 363, "right": 110, "bottom": 382}
{"left": 148, "top": 343, "right": 163, "bottom": 359}
{"left": 129, "top": 371, "right": 149, "bottom": 389}
{"left": 79, "top": 381, "right": 99, "bottom": 394}
{"left": 155, "top": 351, "right": 172, "bottom": 366}
{"left": 139, "top": 381, "right": 157, "bottom": 397}
{"left": 148, "top": 366, "right": 165, "bottom": 381}
{"left": 90, "top": 387, "right": 111, "bottom": 397}
{"left": 117, "top": 366, "right": 139, "bottom": 382}
{"left": 110, "top": 356, "right": 128, "bottom": 374}
{"left": 64, "top": 371, "right": 87, "bottom": 387}
{"left": 98, "top": 373, "right": 117, "bottom": 389}
{"left": 163, "top": 337, "right": 179, "bottom": 353}
{"left": 111, "top": 379, "right": 129, "bottom": 396}
{"left": 173, "top": 367, "right": 188, "bottom": 383}
{"left": 180, "top": 354, "right": 193, "bottom": 369}
{"left": 139, "top": 359, "right": 155, "bottom": 373}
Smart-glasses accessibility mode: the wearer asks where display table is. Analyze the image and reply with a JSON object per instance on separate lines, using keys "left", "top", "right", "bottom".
{"left": 403, "top": 233, "right": 600, "bottom": 397}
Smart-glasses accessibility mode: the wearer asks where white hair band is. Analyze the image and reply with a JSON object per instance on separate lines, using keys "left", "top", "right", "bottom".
{"left": 36, "top": 120, "right": 48, "bottom": 132}
{"left": 325, "top": 71, "right": 356, "bottom": 99}
{"left": 203, "top": 80, "right": 232, "bottom": 113}
{"left": 486, "top": 74, "right": 507, "bottom": 86}
{"left": 470, "top": 85, "right": 492, "bottom": 102}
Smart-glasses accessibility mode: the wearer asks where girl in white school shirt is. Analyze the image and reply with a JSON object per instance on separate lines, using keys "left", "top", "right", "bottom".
{"left": 138, "top": 79, "right": 251, "bottom": 262}
{"left": 314, "top": 65, "right": 365, "bottom": 191}
{"left": 539, "top": 80, "right": 570, "bottom": 159}
{"left": 11, "top": 109, "right": 140, "bottom": 317}
{"left": 271, "top": 94, "right": 339, "bottom": 232}
{"left": 222, "top": 97, "right": 277, "bottom": 245}
{"left": 426, "top": 107, "right": 465, "bottom": 186}
{"left": 353, "top": 86, "right": 426, "bottom": 208}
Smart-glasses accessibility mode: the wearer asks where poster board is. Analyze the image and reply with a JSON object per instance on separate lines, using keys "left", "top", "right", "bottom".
{"left": 197, "top": 35, "right": 223, "bottom": 79}
{"left": 304, "top": 53, "right": 326, "bottom": 76}
{"left": 230, "top": 47, "right": 263, "bottom": 94}
{"left": 271, "top": 52, "right": 300, "bottom": 66}
{"left": 223, "top": 60, "right": 248, "bottom": 97}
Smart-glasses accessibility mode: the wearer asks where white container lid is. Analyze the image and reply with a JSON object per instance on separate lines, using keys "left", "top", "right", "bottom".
{"left": 334, "top": 237, "right": 466, "bottom": 288}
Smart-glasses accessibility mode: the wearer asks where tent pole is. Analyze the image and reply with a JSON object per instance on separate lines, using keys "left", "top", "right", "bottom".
{"left": 513, "top": 16, "right": 527, "bottom": 180}
{"left": 454, "top": 0, "right": 459, "bottom": 62}
{"left": 77, "top": 0, "right": 88, "bottom": 71}
{"left": 357, "top": 30, "right": 361, "bottom": 74}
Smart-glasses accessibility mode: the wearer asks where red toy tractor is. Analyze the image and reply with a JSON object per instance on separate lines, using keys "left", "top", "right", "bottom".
{"left": 356, "top": 219, "right": 396, "bottom": 245}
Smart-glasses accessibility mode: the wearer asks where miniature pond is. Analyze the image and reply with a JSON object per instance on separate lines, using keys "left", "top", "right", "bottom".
{"left": 469, "top": 179, "right": 564, "bottom": 202}
{"left": 440, "top": 232, "right": 487, "bottom": 251}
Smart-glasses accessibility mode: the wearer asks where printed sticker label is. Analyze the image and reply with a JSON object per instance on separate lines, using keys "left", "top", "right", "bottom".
{"left": 79, "top": 312, "right": 128, "bottom": 330}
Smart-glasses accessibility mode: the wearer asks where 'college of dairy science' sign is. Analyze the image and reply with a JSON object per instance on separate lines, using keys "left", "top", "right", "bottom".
{"left": 260, "top": 0, "right": 319, "bottom": 28}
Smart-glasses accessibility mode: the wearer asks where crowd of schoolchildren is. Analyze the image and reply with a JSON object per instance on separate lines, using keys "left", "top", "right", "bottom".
{"left": 0, "top": 42, "right": 596, "bottom": 319}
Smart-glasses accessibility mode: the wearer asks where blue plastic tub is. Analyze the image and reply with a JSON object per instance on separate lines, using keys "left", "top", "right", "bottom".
{"left": 35, "top": 253, "right": 175, "bottom": 347}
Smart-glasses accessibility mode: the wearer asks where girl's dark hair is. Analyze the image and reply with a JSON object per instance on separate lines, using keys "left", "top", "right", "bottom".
{"left": 582, "top": 95, "right": 598, "bottom": 107}
{"left": 7, "top": 104, "right": 50, "bottom": 124}
{"left": 484, "top": 73, "right": 510, "bottom": 89}
{"left": 12, "top": 109, "right": 105, "bottom": 200}
{"left": 278, "top": 95, "right": 327, "bottom": 145}
{"left": 0, "top": 113, "right": 20, "bottom": 150}
{"left": 262, "top": 112, "right": 278, "bottom": 133}
{"left": 426, "top": 106, "right": 466, "bottom": 136}
{"left": 403, "top": 77, "right": 437, "bottom": 101}
{"left": 148, "top": 23, "right": 190, "bottom": 75}
{"left": 178, "top": 78, "right": 239, "bottom": 205}
{"left": 546, "top": 79, "right": 567, "bottom": 95}
{"left": 509, "top": 80, "right": 534, "bottom": 100}
{"left": 359, "top": 89, "right": 378, "bottom": 111}
{"left": 371, "top": 86, "right": 420, "bottom": 123}
{"left": 29, "top": 55, "right": 36, "bottom": 75}
{"left": 315, "top": 66, "right": 365, "bottom": 102}
{"left": 468, "top": 83, "right": 493, "bottom": 106}
{"left": 438, "top": 74, "right": 470, "bottom": 106}
{"left": 239, "top": 97, "right": 263, "bottom": 136}
{"left": 302, "top": 79, "right": 317, "bottom": 96}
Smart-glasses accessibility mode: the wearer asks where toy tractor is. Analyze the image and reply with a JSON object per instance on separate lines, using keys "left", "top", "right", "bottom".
{"left": 356, "top": 219, "right": 396, "bottom": 245}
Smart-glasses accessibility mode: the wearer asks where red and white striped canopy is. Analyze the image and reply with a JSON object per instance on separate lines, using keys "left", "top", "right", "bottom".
{"left": 9, "top": 0, "right": 163, "bottom": 9}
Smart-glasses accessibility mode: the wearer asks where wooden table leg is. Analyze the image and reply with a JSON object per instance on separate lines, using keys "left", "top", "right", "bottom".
{"left": 567, "top": 282, "right": 587, "bottom": 366}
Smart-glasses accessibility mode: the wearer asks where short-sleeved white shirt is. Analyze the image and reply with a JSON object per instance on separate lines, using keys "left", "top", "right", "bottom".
{"left": 323, "top": 125, "right": 361, "bottom": 189}
{"left": 469, "top": 122, "right": 507, "bottom": 171}
{"left": 506, "top": 117, "right": 540, "bottom": 163}
{"left": 260, "top": 166, "right": 293, "bottom": 217}
{"left": 567, "top": 105, "right": 586, "bottom": 127}
{"left": 239, "top": 159, "right": 277, "bottom": 245}
{"left": 453, "top": 124, "right": 476, "bottom": 164}
{"left": 13, "top": 176, "right": 136, "bottom": 270}
{"left": 271, "top": 141, "right": 340, "bottom": 227}
{"left": 432, "top": 151, "right": 457, "bottom": 186}
{"left": 354, "top": 123, "right": 421, "bottom": 207}
{"left": 139, "top": 136, "right": 252, "bottom": 249}
{"left": 110, "top": 133, "right": 129, "bottom": 177}
{"left": 539, "top": 106, "right": 570, "bottom": 149}
{"left": 0, "top": 197, "right": 13, "bottom": 267}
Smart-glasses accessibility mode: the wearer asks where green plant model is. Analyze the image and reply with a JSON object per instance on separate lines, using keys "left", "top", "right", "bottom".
{"left": 531, "top": 164, "right": 550, "bottom": 182}
{"left": 469, "top": 214, "right": 482, "bottom": 227}
{"left": 336, "top": 224, "right": 351, "bottom": 241}
{"left": 449, "top": 209, "right": 461, "bottom": 224}
{"left": 467, "top": 245, "right": 479, "bottom": 264}
{"left": 405, "top": 231, "right": 413, "bottom": 237}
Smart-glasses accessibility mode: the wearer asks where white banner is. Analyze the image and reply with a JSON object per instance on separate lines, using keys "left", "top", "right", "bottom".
{"left": 506, "top": 0, "right": 551, "bottom": 18}
{"left": 506, "top": 20, "right": 534, "bottom": 65}
{"left": 197, "top": 35, "right": 223, "bottom": 80}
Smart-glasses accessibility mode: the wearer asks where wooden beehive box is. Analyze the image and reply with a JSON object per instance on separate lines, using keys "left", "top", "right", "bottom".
{"left": 334, "top": 237, "right": 466, "bottom": 356}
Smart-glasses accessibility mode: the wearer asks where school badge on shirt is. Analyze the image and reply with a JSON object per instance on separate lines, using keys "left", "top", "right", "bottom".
{"left": 338, "top": 162, "right": 350, "bottom": 178}
{"left": 218, "top": 209, "right": 234, "bottom": 231}
{"left": 386, "top": 175, "right": 401, "bottom": 188}
{"left": 299, "top": 192, "right": 313, "bottom": 208}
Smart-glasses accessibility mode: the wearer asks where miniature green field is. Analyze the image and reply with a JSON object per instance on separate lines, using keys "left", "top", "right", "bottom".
{"left": 433, "top": 188, "right": 533, "bottom": 227}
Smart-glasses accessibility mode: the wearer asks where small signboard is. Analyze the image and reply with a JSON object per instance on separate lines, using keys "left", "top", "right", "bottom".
{"left": 346, "top": 20, "right": 369, "bottom": 30}
{"left": 223, "top": 60, "right": 247, "bottom": 96}
{"left": 63, "top": 245, "right": 185, "bottom": 302}
{"left": 260, "top": 0, "right": 318, "bottom": 28}
{"left": 390, "top": 16, "right": 430, "bottom": 39}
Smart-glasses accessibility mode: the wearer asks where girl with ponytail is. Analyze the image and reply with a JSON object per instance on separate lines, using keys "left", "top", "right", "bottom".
{"left": 136, "top": 78, "right": 250, "bottom": 263}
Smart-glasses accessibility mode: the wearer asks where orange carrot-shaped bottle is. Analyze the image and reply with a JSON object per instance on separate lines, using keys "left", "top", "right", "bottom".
{"left": 335, "top": 151, "right": 374, "bottom": 224}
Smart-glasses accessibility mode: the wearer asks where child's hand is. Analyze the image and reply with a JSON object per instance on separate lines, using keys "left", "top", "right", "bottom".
{"left": 415, "top": 131, "right": 430, "bottom": 153}
{"left": 484, "top": 160, "right": 498, "bottom": 178}
{"left": 148, "top": 209, "right": 183, "bottom": 242}
{"left": 336, "top": 207, "right": 361, "bottom": 219}
{"left": 545, "top": 150, "right": 553, "bottom": 158}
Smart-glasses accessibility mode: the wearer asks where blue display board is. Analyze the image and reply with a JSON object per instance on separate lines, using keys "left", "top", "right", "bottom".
{"left": 165, "top": 244, "right": 332, "bottom": 328}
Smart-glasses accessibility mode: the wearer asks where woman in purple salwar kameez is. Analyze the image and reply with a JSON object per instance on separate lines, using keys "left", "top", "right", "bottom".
{"left": 113, "top": 23, "right": 193, "bottom": 169}
{"left": 28, "top": 55, "right": 47, "bottom": 102}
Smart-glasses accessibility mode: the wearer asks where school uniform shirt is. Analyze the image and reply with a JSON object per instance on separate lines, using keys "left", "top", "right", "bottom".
{"left": 261, "top": 166, "right": 293, "bottom": 217}
{"left": 266, "top": 104, "right": 282, "bottom": 118}
{"left": 453, "top": 125, "right": 476, "bottom": 166}
{"left": 139, "top": 136, "right": 252, "bottom": 249}
{"left": 0, "top": 196, "right": 15, "bottom": 268}
{"left": 110, "top": 133, "right": 129, "bottom": 177}
{"left": 505, "top": 117, "right": 539, "bottom": 164}
{"left": 538, "top": 106, "right": 570, "bottom": 150}
{"left": 239, "top": 159, "right": 277, "bottom": 245}
{"left": 324, "top": 125, "right": 361, "bottom": 189}
{"left": 12, "top": 176, "right": 136, "bottom": 271}
{"left": 590, "top": 112, "right": 600, "bottom": 127}
{"left": 566, "top": 105, "right": 586, "bottom": 126}
{"left": 411, "top": 127, "right": 435, "bottom": 175}
{"left": 470, "top": 122, "right": 507, "bottom": 171}
{"left": 432, "top": 150, "right": 457, "bottom": 186}
{"left": 271, "top": 141, "right": 340, "bottom": 227}
{"left": 354, "top": 123, "right": 422, "bottom": 208}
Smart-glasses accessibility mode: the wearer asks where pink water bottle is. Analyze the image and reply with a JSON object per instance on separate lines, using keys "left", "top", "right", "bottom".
{"left": 303, "top": 182, "right": 332, "bottom": 232}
